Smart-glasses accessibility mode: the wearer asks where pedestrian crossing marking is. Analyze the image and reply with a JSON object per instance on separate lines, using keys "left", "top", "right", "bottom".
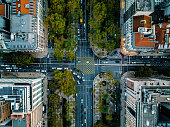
{"left": 76, "top": 57, "right": 94, "bottom": 74}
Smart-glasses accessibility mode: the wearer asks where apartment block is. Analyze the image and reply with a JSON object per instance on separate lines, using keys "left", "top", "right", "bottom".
{"left": 125, "top": 78, "right": 170, "bottom": 127}
{"left": 0, "top": 0, "right": 46, "bottom": 52}
{"left": 120, "top": 0, "right": 170, "bottom": 54}
{"left": 0, "top": 102, "right": 11, "bottom": 125}
{"left": 0, "top": 78, "right": 43, "bottom": 127}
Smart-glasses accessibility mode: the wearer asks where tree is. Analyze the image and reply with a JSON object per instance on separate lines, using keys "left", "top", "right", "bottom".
{"left": 66, "top": 51, "right": 75, "bottom": 60}
{"left": 99, "top": 105, "right": 109, "bottom": 114}
{"left": 106, "top": 70, "right": 114, "bottom": 80}
{"left": 53, "top": 69, "right": 77, "bottom": 97}
{"left": 102, "top": 93, "right": 109, "bottom": 100}
{"left": 48, "top": 79, "right": 59, "bottom": 93}
{"left": 105, "top": 114, "right": 113, "bottom": 121}
{"left": 94, "top": 120, "right": 109, "bottom": 127}
{"left": 135, "top": 64, "right": 153, "bottom": 77}
{"left": 2, "top": 52, "right": 34, "bottom": 67}
{"left": 53, "top": 48, "right": 64, "bottom": 61}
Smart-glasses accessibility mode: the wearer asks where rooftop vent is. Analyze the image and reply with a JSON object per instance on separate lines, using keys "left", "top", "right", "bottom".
{"left": 25, "top": 4, "right": 29, "bottom": 8}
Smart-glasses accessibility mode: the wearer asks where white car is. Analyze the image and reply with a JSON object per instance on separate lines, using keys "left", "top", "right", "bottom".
{"left": 41, "top": 70, "right": 46, "bottom": 72}
{"left": 52, "top": 67, "right": 56, "bottom": 69}
{"left": 57, "top": 68, "right": 62, "bottom": 70}
{"left": 86, "top": 61, "right": 89, "bottom": 63}
{"left": 77, "top": 75, "right": 81, "bottom": 79}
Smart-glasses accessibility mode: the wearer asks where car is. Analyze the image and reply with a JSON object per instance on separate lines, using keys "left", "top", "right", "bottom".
{"left": 43, "top": 105, "right": 46, "bottom": 113}
{"left": 13, "top": 67, "right": 18, "bottom": 69}
{"left": 81, "top": 98, "right": 83, "bottom": 103}
{"left": 103, "top": 61, "right": 108, "bottom": 64}
{"left": 86, "top": 61, "right": 89, "bottom": 63}
{"left": 78, "top": 29, "right": 80, "bottom": 34}
{"left": 132, "top": 62, "right": 136, "bottom": 64}
{"left": 77, "top": 61, "right": 81, "bottom": 63}
{"left": 52, "top": 67, "right": 56, "bottom": 69}
{"left": 57, "top": 68, "right": 62, "bottom": 70}
{"left": 77, "top": 75, "right": 81, "bottom": 79}
{"left": 77, "top": 81, "right": 80, "bottom": 84}
{"left": 84, "top": 119, "right": 86, "bottom": 123}
{"left": 6, "top": 67, "right": 12, "bottom": 69}
{"left": 84, "top": 23, "right": 86, "bottom": 27}
{"left": 36, "top": 70, "right": 40, "bottom": 72}
{"left": 115, "top": 61, "right": 120, "bottom": 63}
{"left": 41, "top": 70, "right": 46, "bottom": 72}
{"left": 64, "top": 68, "right": 68, "bottom": 70}
{"left": 83, "top": 79, "right": 85, "bottom": 81}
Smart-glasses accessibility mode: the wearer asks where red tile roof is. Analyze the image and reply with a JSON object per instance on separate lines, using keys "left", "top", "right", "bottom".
{"left": 133, "top": 15, "right": 151, "bottom": 32}
{"left": 135, "top": 33, "right": 155, "bottom": 47}
{"left": 0, "top": 4, "right": 5, "bottom": 17}
{"left": 12, "top": 0, "right": 36, "bottom": 15}
{"left": 154, "top": 22, "right": 170, "bottom": 49}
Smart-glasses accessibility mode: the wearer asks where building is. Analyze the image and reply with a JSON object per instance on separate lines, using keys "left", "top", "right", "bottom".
{"left": 124, "top": 78, "right": 170, "bottom": 127}
{"left": 0, "top": 78, "right": 43, "bottom": 127}
{"left": 0, "top": 0, "right": 47, "bottom": 52}
{"left": 120, "top": 0, "right": 170, "bottom": 55}
{"left": 0, "top": 102, "right": 11, "bottom": 125}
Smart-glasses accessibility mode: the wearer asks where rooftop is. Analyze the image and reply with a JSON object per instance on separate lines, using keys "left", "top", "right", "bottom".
{"left": 154, "top": 22, "right": 170, "bottom": 50}
{"left": 0, "top": 4, "right": 5, "bottom": 17}
{"left": 12, "top": 0, "right": 36, "bottom": 15}
{"left": 132, "top": 15, "right": 156, "bottom": 48}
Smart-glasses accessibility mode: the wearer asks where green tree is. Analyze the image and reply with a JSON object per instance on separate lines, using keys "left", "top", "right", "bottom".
{"left": 94, "top": 120, "right": 109, "bottom": 127}
{"left": 135, "top": 65, "right": 153, "bottom": 77}
{"left": 102, "top": 93, "right": 109, "bottom": 100}
{"left": 105, "top": 114, "right": 113, "bottom": 121}
{"left": 99, "top": 105, "right": 109, "bottom": 114}
{"left": 66, "top": 51, "right": 75, "bottom": 60}
{"left": 2, "top": 52, "right": 34, "bottom": 67}
{"left": 106, "top": 70, "right": 114, "bottom": 80}
{"left": 53, "top": 48, "right": 64, "bottom": 61}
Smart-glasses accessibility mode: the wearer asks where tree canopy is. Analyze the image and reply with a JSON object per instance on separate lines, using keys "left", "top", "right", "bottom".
{"left": 44, "top": 0, "right": 81, "bottom": 61}
{"left": 88, "top": 0, "right": 120, "bottom": 54}
{"left": 53, "top": 70, "right": 77, "bottom": 97}
{"left": 135, "top": 65, "right": 153, "bottom": 77}
{"left": 2, "top": 52, "right": 34, "bottom": 67}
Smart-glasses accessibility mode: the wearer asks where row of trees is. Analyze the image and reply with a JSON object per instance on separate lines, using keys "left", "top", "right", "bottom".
{"left": 94, "top": 71, "right": 120, "bottom": 126}
{"left": 88, "top": 0, "right": 121, "bottom": 53}
{"left": 48, "top": 69, "right": 77, "bottom": 127}
{"left": 135, "top": 65, "right": 153, "bottom": 77}
{"left": 44, "top": 0, "right": 82, "bottom": 61}
{"left": 1, "top": 52, "right": 34, "bottom": 67}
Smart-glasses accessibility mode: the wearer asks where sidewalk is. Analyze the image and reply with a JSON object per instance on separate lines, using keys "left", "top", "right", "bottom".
{"left": 120, "top": 71, "right": 135, "bottom": 127}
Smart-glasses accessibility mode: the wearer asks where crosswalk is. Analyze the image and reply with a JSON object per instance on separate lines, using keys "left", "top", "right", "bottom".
{"left": 76, "top": 57, "right": 94, "bottom": 74}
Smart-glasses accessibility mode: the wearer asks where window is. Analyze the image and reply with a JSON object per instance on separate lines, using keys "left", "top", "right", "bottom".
{"left": 140, "top": 20, "right": 146, "bottom": 24}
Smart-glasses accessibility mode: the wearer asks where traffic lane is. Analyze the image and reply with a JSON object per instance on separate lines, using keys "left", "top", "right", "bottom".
{"left": 86, "top": 87, "right": 93, "bottom": 127}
